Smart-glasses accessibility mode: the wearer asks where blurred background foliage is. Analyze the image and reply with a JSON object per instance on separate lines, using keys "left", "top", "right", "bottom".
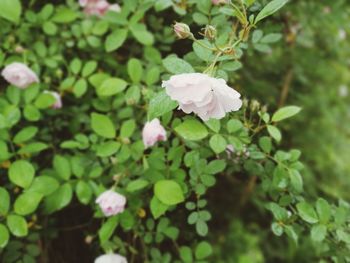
{"left": 214, "top": 0, "right": 350, "bottom": 261}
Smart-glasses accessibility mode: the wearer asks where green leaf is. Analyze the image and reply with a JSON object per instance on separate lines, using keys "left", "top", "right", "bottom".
{"left": 105, "top": 29, "right": 128, "bottom": 52}
{"left": 209, "top": 134, "right": 227, "bottom": 154}
{"left": 18, "top": 142, "right": 48, "bottom": 154}
{"left": 206, "top": 160, "right": 226, "bottom": 174}
{"left": 99, "top": 216, "right": 119, "bottom": 244}
{"left": 195, "top": 241, "right": 212, "bottom": 260}
{"left": 13, "top": 126, "right": 38, "bottom": 144}
{"left": 179, "top": 246, "right": 193, "bottom": 263}
{"left": 271, "top": 222, "right": 284, "bottom": 236}
{"left": 0, "top": 187, "right": 10, "bottom": 216}
{"left": 53, "top": 155, "right": 71, "bottom": 180}
{"left": 154, "top": 180, "right": 184, "bottom": 205}
{"left": 316, "top": 198, "right": 331, "bottom": 224}
{"left": 96, "top": 78, "right": 127, "bottom": 97}
{"left": 0, "top": 224, "right": 9, "bottom": 248}
{"left": 285, "top": 225, "right": 298, "bottom": 245}
{"left": 91, "top": 113, "right": 116, "bottom": 138}
{"left": 120, "top": 119, "right": 136, "bottom": 138}
{"left": 289, "top": 169, "right": 303, "bottom": 193}
{"left": 44, "top": 183, "right": 73, "bottom": 214}
{"left": 259, "top": 136, "right": 272, "bottom": 153}
{"left": 51, "top": 7, "right": 78, "bottom": 23}
{"left": 150, "top": 196, "right": 169, "bottom": 219}
{"left": 9, "top": 160, "right": 35, "bottom": 189}
{"left": 296, "top": 202, "right": 319, "bottom": 224}
{"left": 7, "top": 215, "right": 28, "bottom": 237}
{"left": 227, "top": 119, "right": 243, "bottom": 133}
{"left": 34, "top": 93, "right": 56, "bottom": 109}
{"left": 126, "top": 179, "right": 149, "bottom": 193}
{"left": 311, "top": 225, "right": 327, "bottom": 242}
{"left": 76, "top": 181, "right": 92, "bottom": 205}
{"left": 272, "top": 106, "right": 301, "bottom": 122}
{"left": 130, "top": 24, "right": 154, "bottom": 46}
{"left": 0, "top": 0, "right": 21, "bottom": 24}
{"left": 73, "top": 78, "right": 88, "bottom": 98}
{"left": 127, "top": 58, "right": 143, "bottom": 83}
{"left": 27, "top": 176, "right": 59, "bottom": 196}
{"left": 96, "top": 141, "right": 121, "bottom": 157}
{"left": 267, "top": 125, "right": 281, "bottom": 142}
{"left": 196, "top": 220, "right": 208, "bottom": 236}
{"left": 193, "top": 41, "right": 213, "bottom": 62}
{"left": 255, "top": 0, "right": 289, "bottom": 23}
{"left": 145, "top": 67, "right": 160, "bottom": 85}
{"left": 205, "top": 119, "right": 221, "bottom": 133}
{"left": 14, "top": 192, "right": 43, "bottom": 216}
{"left": 82, "top": 61, "right": 98, "bottom": 77}
{"left": 148, "top": 90, "right": 178, "bottom": 120}
{"left": 163, "top": 56, "right": 195, "bottom": 74}
{"left": 175, "top": 119, "right": 208, "bottom": 141}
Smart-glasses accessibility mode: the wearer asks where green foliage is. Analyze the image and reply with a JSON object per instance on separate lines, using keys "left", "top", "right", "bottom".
{"left": 0, "top": 0, "right": 349, "bottom": 262}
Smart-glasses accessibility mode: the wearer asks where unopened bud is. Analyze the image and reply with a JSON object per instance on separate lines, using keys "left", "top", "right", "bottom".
{"left": 204, "top": 25, "right": 217, "bottom": 41}
{"left": 242, "top": 98, "right": 249, "bottom": 108}
{"left": 250, "top": 99, "right": 260, "bottom": 112}
{"left": 15, "top": 45, "right": 25, "bottom": 53}
{"left": 173, "top": 22, "right": 191, "bottom": 39}
{"left": 212, "top": 0, "right": 228, "bottom": 5}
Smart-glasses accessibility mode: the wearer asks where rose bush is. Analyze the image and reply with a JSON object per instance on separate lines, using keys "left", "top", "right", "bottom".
{"left": 0, "top": 0, "right": 349, "bottom": 262}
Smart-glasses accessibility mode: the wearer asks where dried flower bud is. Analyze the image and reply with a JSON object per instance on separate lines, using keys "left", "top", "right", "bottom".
{"left": 15, "top": 45, "right": 25, "bottom": 53}
{"left": 204, "top": 25, "right": 217, "bottom": 40}
{"left": 173, "top": 22, "right": 191, "bottom": 39}
{"left": 250, "top": 99, "right": 260, "bottom": 112}
{"left": 242, "top": 98, "right": 249, "bottom": 108}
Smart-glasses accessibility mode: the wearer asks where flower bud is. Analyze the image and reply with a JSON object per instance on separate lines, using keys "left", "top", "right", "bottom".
{"left": 204, "top": 25, "right": 217, "bottom": 41}
{"left": 142, "top": 118, "right": 167, "bottom": 148}
{"left": 212, "top": 0, "right": 228, "bottom": 5}
{"left": 250, "top": 99, "right": 260, "bottom": 112}
{"left": 173, "top": 22, "right": 191, "bottom": 39}
{"left": 15, "top": 45, "right": 25, "bottom": 54}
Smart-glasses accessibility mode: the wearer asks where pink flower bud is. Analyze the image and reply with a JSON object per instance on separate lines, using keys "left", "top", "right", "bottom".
{"left": 95, "top": 253, "right": 127, "bottom": 263}
{"left": 173, "top": 22, "right": 191, "bottom": 39}
{"left": 96, "top": 190, "right": 126, "bottom": 217}
{"left": 44, "top": 91, "right": 63, "bottom": 109}
{"left": 142, "top": 118, "right": 167, "bottom": 148}
{"left": 1, "top": 62, "right": 39, "bottom": 89}
{"left": 212, "top": 0, "right": 228, "bottom": 5}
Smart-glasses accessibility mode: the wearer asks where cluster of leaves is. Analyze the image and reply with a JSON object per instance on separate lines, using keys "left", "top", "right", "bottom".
{"left": 0, "top": 0, "right": 349, "bottom": 262}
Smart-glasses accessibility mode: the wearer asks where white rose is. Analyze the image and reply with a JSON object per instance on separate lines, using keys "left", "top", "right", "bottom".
{"left": 95, "top": 253, "right": 127, "bottom": 263}
{"left": 1, "top": 62, "right": 39, "bottom": 89}
{"left": 162, "top": 73, "right": 242, "bottom": 121}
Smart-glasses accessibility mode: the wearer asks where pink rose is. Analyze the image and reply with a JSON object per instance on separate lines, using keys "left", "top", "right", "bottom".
{"left": 79, "top": 0, "right": 121, "bottom": 16}
{"left": 95, "top": 253, "right": 127, "bottom": 263}
{"left": 96, "top": 190, "right": 126, "bottom": 217}
{"left": 1, "top": 62, "right": 39, "bottom": 89}
{"left": 44, "top": 91, "right": 63, "bottom": 109}
{"left": 142, "top": 118, "right": 167, "bottom": 148}
{"left": 162, "top": 73, "right": 242, "bottom": 121}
